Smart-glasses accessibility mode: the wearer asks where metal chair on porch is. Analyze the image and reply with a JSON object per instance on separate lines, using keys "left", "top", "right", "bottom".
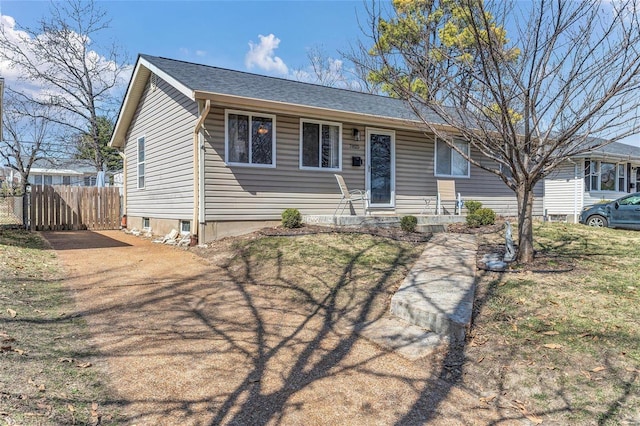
{"left": 436, "top": 179, "right": 463, "bottom": 215}
{"left": 334, "top": 174, "right": 368, "bottom": 216}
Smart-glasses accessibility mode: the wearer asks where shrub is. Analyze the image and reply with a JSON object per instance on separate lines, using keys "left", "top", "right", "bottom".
{"left": 400, "top": 215, "right": 418, "bottom": 232}
{"left": 464, "top": 200, "right": 483, "bottom": 215}
{"left": 466, "top": 208, "right": 496, "bottom": 228}
{"left": 281, "top": 208, "right": 302, "bottom": 229}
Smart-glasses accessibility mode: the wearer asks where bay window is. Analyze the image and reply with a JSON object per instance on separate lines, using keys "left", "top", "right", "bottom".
{"left": 584, "top": 159, "right": 627, "bottom": 192}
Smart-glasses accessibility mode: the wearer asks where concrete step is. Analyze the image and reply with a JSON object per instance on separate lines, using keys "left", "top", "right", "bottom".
{"left": 390, "top": 233, "right": 477, "bottom": 343}
{"left": 358, "top": 316, "right": 448, "bottom": 361}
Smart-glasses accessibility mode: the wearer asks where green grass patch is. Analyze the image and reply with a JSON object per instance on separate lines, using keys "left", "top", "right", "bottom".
{"left": 0, "top": 228, "right": 121, "bottom": 425}
{"left": 469, "top": 222, "right": 640, "bottom": 424}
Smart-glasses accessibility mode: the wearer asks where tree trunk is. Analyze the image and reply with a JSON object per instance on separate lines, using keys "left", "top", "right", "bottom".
{"left": 516, "top": 183, "right": 535, "bottom": 263}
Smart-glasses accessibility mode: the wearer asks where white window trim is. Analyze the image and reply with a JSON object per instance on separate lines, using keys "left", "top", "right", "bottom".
{"left": 180, "top": 220, "right": 191, "bottom": 235}
{"left": 224, "top": 109, "right": 277, "bottom": 168}
{"left": 585, "top": 159, "right": 627, "bottom": 192}
{"left": 434, "top": 138, "right": 471, "bottom": 178}
{"left": 137, "top": 136, "right": 145, "bottom": 189}
{"left": 299, "top": 118, "right": 343, "bottom": 171}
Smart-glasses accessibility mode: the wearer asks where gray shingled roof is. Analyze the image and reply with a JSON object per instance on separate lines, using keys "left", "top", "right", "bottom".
{"left": 573, "top": 140, "right": 640, "bottom": 159}
{"left": 140, "top": 54, "right": 444, "bottom": 124}
{"left": 31, "top": 158, "right": 96, "bottom": 173}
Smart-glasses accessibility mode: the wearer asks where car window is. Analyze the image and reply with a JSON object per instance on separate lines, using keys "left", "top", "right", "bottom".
{"left": 620, "top": 196, "right": 640, "bottom": 206}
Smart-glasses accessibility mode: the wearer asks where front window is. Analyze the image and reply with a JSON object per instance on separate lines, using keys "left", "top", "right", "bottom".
{"left": 44, "top": 175, "right": 52, "bottom": 185}
{"left": 584, "top": 159, "right": 627, "bottom": 192}
{"left": 63, "top": 176, "right": 71, "bottom": 185}
{"left": 34, "top": 175, "right": 43, "bottom": 185}
{"left": 225, "top": 110, "right": 275, "bottom": 167}
{"left": 137, "top": 136, "right": 145, "bottom": 189}
{"left": 435, "top": 138, "right": 470, "bottom": 177}
{"left": 300, "top": 119, "right": 341, "bottom": 170}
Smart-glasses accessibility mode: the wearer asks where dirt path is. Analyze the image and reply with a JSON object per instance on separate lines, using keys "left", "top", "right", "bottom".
{"left": 43, "top": 230, "right": 521, "bottom": 425}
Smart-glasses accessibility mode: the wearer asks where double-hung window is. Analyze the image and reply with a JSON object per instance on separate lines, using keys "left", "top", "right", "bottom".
{"left": 225, "top": 110, "right": 276, "bottom": 167}
{"left": 300, "top": 119, "right": 341, "bottom": 170}
{"left": 137, "top": 136, "right": 145, "bottom": 189}
{"left": 435, "top": 138, "right": 470, "bottom": 177}
{"left": 584, "top": 159, "right": 627, "bottom": 192}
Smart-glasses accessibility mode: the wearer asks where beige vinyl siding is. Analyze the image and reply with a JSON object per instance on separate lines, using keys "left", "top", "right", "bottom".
{"left": 124, "top": 76, "right": 197, "bottom": 219}
{"left": 203, "top": 106, "right": 539, "bottom": 219}
{"left": 393, "top": 131, "right": 533, "bottom": 215}
{"left": 203, "top": 109, "right": 365, "bottom": 220}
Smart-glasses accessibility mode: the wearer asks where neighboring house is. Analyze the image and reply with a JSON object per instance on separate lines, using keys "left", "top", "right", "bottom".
{"left": 109, "top": 54, "right": 540, "bottom": 242}
{"left": 0, "top": 166, "right": 20, "bottom": 191}
{"left": 28, "top": 158, "right": 98, "bottom": 187}
{"left": 27, "top": 158, "right": 122, "bottom": 188}
{"left": 544, "top": 141, "right": 640, "bottom": 222}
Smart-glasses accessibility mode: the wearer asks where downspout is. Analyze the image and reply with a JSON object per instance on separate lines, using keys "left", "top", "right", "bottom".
{"left": 119, "top": 151, "right": 127, "bottom": 226}
{"left": 568, "top": 158, "right": 579, "bottom": 223}
{"left": 193, "top": 99, "right": 211, "bottom": 244}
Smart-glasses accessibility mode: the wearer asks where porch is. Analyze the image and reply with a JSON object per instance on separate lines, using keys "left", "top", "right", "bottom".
{"left": 303, "top": 213, "right": 466, "bottom": 233}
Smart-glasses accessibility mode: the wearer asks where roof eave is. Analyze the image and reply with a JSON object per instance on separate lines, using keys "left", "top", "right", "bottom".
{"left": 192, "top": 90, "right": 455, "bottom": 133}
{"left": 109, "top": 56, "right": 195, "bottom": 149}
{"left": 572, "top": 151, "right": 640, "bottom": 162}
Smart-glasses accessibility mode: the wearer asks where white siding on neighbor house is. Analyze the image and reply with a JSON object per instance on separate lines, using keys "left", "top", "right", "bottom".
{"left": 123, "top": 75, "right": 198, "bottom": 220}
{"left": 543, "top": 161, "right": 583, "bottom": 218}
{"left": 202, "top": 106, "right": 537, "bottom": 220}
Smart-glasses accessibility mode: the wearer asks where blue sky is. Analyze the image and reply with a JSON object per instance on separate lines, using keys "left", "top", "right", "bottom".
{"left": 0, "top": 0, "right": 373, "bottom": 79}
{"left": 1, "top": 0, "right": 639, "bottom": 147}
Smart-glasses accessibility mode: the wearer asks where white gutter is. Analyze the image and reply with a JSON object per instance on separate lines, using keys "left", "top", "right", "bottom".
{"left": 193, "top": 99, "right": 211, "bottom": 243}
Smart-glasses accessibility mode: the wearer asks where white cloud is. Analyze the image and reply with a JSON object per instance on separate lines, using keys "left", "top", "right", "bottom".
{"left": 245, "top": 34, "right": 288, "bottom": 75}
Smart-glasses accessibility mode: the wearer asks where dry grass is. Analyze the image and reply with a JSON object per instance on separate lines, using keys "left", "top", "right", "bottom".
{"left": 0, "top": 228, "right": 121, "bottom": 425}
{"left": 200, "top": 231, "right": 428, "bottom": 337}
{"left": 464, "top": 221, "right": 640, "bottom": 424}
{"left": 3, "top": 223, "right": 639, "bottom": 424}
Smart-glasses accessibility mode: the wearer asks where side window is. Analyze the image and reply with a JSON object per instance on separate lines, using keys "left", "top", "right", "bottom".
{"left": 137, "top": 136, "right": 145, "bottom": 189}
{"left": 225, "top": 110, "right": 276, "bottom": 167}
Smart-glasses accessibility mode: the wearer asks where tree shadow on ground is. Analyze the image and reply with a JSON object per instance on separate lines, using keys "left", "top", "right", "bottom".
{"left": 27, "top": 230, "right": 638, "bottom": 424}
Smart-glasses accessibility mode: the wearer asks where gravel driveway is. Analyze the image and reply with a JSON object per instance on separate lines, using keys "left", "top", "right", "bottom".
{"left": 43, "top": 230, "right": 516, "bottom": 425}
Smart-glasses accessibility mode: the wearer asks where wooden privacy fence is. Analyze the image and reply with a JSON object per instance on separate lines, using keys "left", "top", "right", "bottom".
{"left": 30, "top": 185, "right": 121, "bottom": 231}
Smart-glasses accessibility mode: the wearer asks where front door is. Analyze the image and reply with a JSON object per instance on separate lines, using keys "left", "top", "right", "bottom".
{"left": 366, "top": 129, "right": 395, "bottom": 208}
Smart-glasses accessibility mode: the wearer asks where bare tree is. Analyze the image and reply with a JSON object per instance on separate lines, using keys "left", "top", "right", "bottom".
{"left": 0, "top": 93, "right": 58, "bottom": 192}
{"left": 294, "top": 45, "right": 378, "bottom": 93}
{"left": 359, "top": 0, "right": 640, "bottom": 263}
{"left": 0, "top": 0, "right": 128, "bottom": 172}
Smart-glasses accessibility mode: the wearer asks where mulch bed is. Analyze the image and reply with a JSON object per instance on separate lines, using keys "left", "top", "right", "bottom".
{"left": 258, "top": 224, "right": 432, "bottom": 243}
{"left": 247, "top": 221, "right": 575, "bottom": 272}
